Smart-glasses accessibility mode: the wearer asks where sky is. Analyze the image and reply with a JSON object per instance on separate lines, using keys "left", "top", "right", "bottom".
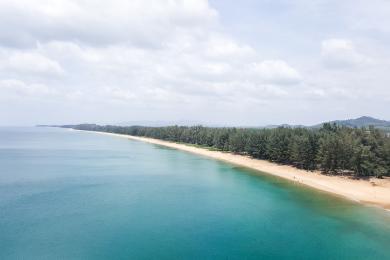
{"left": 0, "top": 0, "right": 390, "bottom": 126}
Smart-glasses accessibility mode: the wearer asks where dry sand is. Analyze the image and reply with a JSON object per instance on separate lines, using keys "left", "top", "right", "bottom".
{"left": 79, "top": 130, "right": 390, "bottom": 210}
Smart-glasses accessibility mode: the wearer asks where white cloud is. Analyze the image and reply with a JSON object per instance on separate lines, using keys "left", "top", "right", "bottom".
{"left": 303, "top": 86, "right": 351, "bottom": 100}
{"left": 1, "top": 0, "right": 389, "bottom": 125}
{"left": 41, "top": 41, "right": 102, "bottom": 63}
{"left": 0, "top": 0, "right": 218, "bottom": 48}
{"left": 0, "top": 79, "right": 56, "bottom": 97}
{"left": 204, "top": 35, "right": 254, "bottom": 58}
{"left": 101, "top": 86, "right": 137, "bottom": 102}
{"left": 321, "top": 39, "right": 371, "bottom": 68}
{"left": 2, "top": 51, "right": 64, "bottom": 76}
{"left": 0, "top": 0, "right": 303, "bottom": 106}
{"left": 251, "top": 60, "right": 302, "bottom": 85}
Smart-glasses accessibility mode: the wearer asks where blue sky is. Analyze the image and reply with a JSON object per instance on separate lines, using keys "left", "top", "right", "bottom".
{"left": 0, "top": 0, "right": 389, "bottom": 126}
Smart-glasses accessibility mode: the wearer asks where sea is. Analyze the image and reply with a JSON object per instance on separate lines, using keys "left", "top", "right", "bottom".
{"left": 0, "top": 127, "right": 389, "bottom": 259}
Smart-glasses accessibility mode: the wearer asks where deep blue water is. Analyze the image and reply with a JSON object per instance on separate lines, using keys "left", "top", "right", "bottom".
{"left": 0, "top": 127, "right": 389, "bottom": 259}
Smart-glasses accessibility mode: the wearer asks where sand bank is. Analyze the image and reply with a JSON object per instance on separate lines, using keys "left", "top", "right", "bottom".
{"left": 79, "top": 130, "right": 390, "bottom": 210}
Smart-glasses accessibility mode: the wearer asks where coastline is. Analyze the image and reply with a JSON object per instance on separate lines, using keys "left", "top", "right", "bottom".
{"left": 76, "top": 129, "right": 390, "bottom": 210}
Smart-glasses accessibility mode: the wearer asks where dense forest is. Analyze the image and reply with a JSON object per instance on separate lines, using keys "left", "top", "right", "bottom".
{"left": 62, "top": 124, "right": 390, "bottom": 178}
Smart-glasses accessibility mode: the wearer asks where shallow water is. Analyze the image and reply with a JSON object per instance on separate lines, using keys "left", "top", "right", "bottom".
{"left": 0, "top": 127, "right": 389, "bottom": 259}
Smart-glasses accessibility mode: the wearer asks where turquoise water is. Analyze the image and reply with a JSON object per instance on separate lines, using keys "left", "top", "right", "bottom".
{"left": 0, "top": 127, "right": 389, "bottom": 259}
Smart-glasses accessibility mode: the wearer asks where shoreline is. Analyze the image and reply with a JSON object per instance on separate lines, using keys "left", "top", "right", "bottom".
{"left": 76, "top": 129, "right": 390, "bottom": 210}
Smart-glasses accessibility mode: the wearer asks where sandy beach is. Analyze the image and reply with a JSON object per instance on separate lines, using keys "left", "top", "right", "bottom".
{"left": 80, "top": 130, "right": 390, "bottom": 210}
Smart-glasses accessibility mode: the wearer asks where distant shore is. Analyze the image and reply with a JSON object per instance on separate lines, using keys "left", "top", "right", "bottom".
{"left": 76, "top": 129, "right": 390, "bottom": 210}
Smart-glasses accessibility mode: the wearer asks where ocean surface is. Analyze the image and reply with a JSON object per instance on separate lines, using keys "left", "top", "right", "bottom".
{"left": 0, "top": 127, "right": 390, "bottom": 259}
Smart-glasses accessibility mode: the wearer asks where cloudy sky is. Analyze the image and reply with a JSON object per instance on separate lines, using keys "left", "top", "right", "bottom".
{"left": 1, "top": 0, "right": 390, "bottom": 126}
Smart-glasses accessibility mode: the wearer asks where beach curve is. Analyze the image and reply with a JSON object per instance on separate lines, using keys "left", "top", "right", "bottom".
{"left": 77, "top": 129, "right": 390, "bottom": 211}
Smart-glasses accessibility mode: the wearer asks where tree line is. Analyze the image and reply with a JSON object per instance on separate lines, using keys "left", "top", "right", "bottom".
{"left": 63, "top": 123, "right": 390, "bottom": 178}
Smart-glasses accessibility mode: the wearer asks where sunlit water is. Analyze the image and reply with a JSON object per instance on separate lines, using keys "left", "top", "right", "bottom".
{"left": 0, "top": 127, "right": 389, "bottom": 259}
